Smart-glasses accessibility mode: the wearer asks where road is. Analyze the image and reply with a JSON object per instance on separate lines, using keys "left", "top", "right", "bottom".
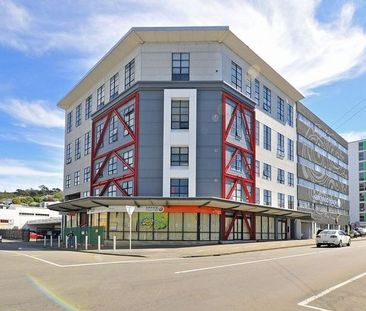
{"left": 1, "top": 239, "right": 366, "bottom": 311}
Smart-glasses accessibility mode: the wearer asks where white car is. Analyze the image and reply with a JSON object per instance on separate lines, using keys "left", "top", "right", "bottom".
{"left": 316, "top": 230, "right": 351, "bottom": 247}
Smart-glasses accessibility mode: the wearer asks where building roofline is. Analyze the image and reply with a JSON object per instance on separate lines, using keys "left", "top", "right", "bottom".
{"left": 58, "top": 26, "right": 303, "bottom": 110}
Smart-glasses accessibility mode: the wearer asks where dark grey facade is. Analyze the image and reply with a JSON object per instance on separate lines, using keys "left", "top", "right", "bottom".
{"left": 296, "top": 102, "right": 349, "bottom": 228}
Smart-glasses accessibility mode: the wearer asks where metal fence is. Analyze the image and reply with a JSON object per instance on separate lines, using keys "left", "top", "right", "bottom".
{"left": 0, "top": 229, "right": 30, "bottom": 241}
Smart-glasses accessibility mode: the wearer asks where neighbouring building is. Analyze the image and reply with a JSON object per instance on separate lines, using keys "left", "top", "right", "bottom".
{"left": 51, "top": 26, "right": 352, "bottom": 245}
{"left": 296, "top": 103, "right": 349, "bottom": 237}
{"left": 349, "top": 139, "right": 366, "bottom": 227}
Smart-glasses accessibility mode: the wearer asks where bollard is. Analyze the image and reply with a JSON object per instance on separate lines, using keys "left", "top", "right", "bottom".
{"left": 85, "top": 235, "right": 88, "bottom": 250}
{"left": 75, "top": 236, "right": 78, "bottom": 250}
{"left": 97, "top": 235, "right": 101, "bottom": 251}
{"left": 113, "top": 236, "right": 116, "bottom": 252}
{"left": 44, "top": 236, "right": 46, "bottom": 247}
{"left": 58, "top": 235, "right": 61, "bottom": 248}
{"left": 65, "top": 235, "right": 68, "bottom": 249}
{"left": 50, "top": 236, "right": 53, "bottom": 248}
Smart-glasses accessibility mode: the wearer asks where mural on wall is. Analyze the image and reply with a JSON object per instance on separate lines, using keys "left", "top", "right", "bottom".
{"left": 139, "top": 212, "right": 168, "bottom": 230}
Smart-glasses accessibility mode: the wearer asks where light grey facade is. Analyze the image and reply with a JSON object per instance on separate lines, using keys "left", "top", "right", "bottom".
{"left": 296, "top": 102, "right": 349, "bottom": 231}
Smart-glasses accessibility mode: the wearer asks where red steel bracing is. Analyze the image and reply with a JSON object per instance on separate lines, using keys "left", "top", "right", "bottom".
{"left": 90, "top": 92, "right": 139, "bottom": 197}
{"left": 221, "top": 92, "right": 256, "bottom": 240}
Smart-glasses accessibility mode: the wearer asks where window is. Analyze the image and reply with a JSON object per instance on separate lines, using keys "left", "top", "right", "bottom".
{"left": 254, "top": 79, "right": 260, "bottom": 105}
{"left": 232, "top": 183, "right": 242, "bottom": 201}
{"left": 65, "top": 175, "right": 71, "bottom": 188}
{"left": 109, "top": 115, "right": 118, "bottom": 143}
{"left": 74, "top": 138, "right": 81, "bottom": 160}
{"left": 171, "top": 147, "right": 189, "bottom": 166}
{"left": 231, "top": 61, "right": 242, "bottom": 91}
{"left": 263, "top": 163, "right": 271, "bottom": 180}
{"left": 172, "top": 53, "right": 189, "bottom": 81}
{"left": 278, "top": 193, "right": 285, "bottom": 208}
{"left": 66, "top": 143, "right": 72, "bottom": 164}
{"left": 108, "top": 184, "right": 117, "bottom": 197}
{"left": 108, "top": 156, "right": 117, "bottom": 175}
{"left": 122, "top": 149, "right": 134, "bottom": 170}
{"left": 85, "top": 95, "right": 92, "bottom": 120}
{"left": 245, "top": 73, "right": 252, "bottom": 97}
{"left": 96, "top": 122, "right": 104, "bottom": 148}
{"left": 255, "top": 121, "right": 260, "bottom": 145}
{"left": 263, "top": 125, "right": 271, "bottom": 151}
{"left": 67, "top": 111, "right": 72, "bottom": 133}
{"left": 122, "top": 180, "right": 133, "bottom": 196}
{"left": 277, "top": 169, "right": 285, "bottom": 184}
{"left": 83, "top": 167, "right": 90, "bottom": 183}
{"left": 82, "top": 191, "right": 90, "bottom": 198}
{"left": 287, "top": 104, "right": 294, "bottom": 127}
{"left": 288, "top": 172, "right": 294, "bottom": 187}
{"left": 74, "top": 171, "right": 80, "bottom": 186}
{"left": 84, "top": 131, "right": 91, "bottom": 155}
{"left": 263, "top": 86, "right": 271, "bottom": 112}
{"left": 256, "top": 160, "right": 260, "bottom": 177}
{"left": 95, "top": 162, "right": 103, "bottom": 178}
{"left": 170, "top": 178, "right": 188, "bottom": 197}
{"left": 231, "top": 109, "right": 243, "bottom": 138}
{"left": 123, "top": 104, "right": 135, "bottom": 136}
{"left": 75, "top": 104, "right": 81, "bottom": 127}
{"left": 277, "top": 133, "right": 285, "bottom": 157}
{"left": 231, "top": 153, "right": 243, "bottom": 172}
{"left": 263, "top": 190, "right": 272, "bottom": 206}
{"left": 256, "top": 188, "right": 260, "bottom": 204}
{"left": 288, "top": 195, "right": 294, "bottom": 209}
{"left": 110, "top": 73, "right": 119, "bottom": 100}
{"left": 288, "top": 139, "right": 294, "bottom": 161}
{"left": 97, "top": 85, "right": 105, "bottom": 110}
{"left": 277, "top": 97, "right": 284, "bottom": 121}
{"left": 171, "top": 100, "right": 189, "bottom": 129}
{"left": 125, "top": 59, "right": 135, "bottom": 88}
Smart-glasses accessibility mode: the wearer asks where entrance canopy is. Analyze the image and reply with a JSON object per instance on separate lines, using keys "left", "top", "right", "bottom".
{"left": 49, "top": 197, "right": 312, "bottom": 220}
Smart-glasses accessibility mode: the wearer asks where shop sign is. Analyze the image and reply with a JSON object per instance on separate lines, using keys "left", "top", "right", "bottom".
{"left": 87, "top": 205, "right": 164, "bottom": 214}
{"left": 312, "top": 194, "right": 339, "bottom": 207}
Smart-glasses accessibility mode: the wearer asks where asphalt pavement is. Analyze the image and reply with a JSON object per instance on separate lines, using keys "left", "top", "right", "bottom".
{"left": 1, "top": 239, "right": 366, "bottom": 311}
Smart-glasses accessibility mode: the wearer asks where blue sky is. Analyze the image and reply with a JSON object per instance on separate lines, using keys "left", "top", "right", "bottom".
{"left": 0, "top": 0, "right": 366, "bottom": 191}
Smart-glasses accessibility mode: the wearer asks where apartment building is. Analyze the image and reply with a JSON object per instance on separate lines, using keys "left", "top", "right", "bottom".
{"left": 52, "top": 26, "right": 315, "bottom": 243}
{"left": 296, "top": 103, "right": 349, "bottom": 237}
{"left": 349, "top": 139, "right": 366, "bottom": 227}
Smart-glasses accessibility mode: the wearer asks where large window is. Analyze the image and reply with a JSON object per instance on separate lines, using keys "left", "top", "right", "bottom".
{"left": 108, "top": 184, "right": 117, "bottom": 197}
{"left": 85, "top": 95, "right": 92, "bottom": 120}
{"left": 256, "top": 188, "right": 260, "bottom": 204}
{"left": 84, "top": 131, "right": 91, "bottom": 155}
{"left": 125, "top": 59, "right": 135, "bottom": 88}
{"left": 170, "top": 179, "right": 188, "bottom": 197}
{"left": 277, "top": 133, "right": 285, "bottom": 157}
{"left": 277, "top": 169, "right": 285, "bottom": 184}
{"left": 74, "top": 138, "right": 81, "bottom": 160}
{"left": 287, "top": 104, "right": 294, "bottom": 127}
{"left": 231, "top": 183, "right": 242, "bottom": 201}
{"left": 123, "top": 104, "right": 134, "bottom": 136}
{"left": 97, "top": 84, "right": 105, "bottom": 110}
{"left": 245, "top": 73, "right": 252, "bottom": 97}
{"left": 171, "top": 147, "right": 189, "bottom": 166}
{"left": 277, "top": 96, "right": 284, "bottom": 122}
{"left": 95, "top": 162, "right": 103, "bottom": 178}
{"left": 231, "top": 153, "right": 242, "bottom": 172}
{"left": 171, "top": 100, "right": 189, "bottom": 129}
{"left": 278, "top": 193, "right": 285, "bottom": 208}
{"left": 263, "top": 86, "right": 271, "bottom": 112}
{"left": 96, "top": 122, "right": 104, "bottom": 148}
{"left": 65, "top": 175, "right": 71, "bottom": 188}
{"left": 122, "top": 149, "right": 134, "bottom": 170}
{"left": 254, "top": 79, "right": 260, "bottom": 105}
{"left": 263, "top": 190, "right": 272, "bottom": 206}
{"left": 75, "top": 104, "right": 82, "bottom": 127}
{"left": 255, "top": 160, "right": 260, "bottom": 177}
{"left": 74, "top": 171, "right": 80, "bottom": 186}
{"left": 110, "top": 73, "right": 119, "bottom": 100}
{"left": 66, "top": 143, "right": 72, "bottom": 164}
{"left": 263, "top": 125, "right": 271, "bottom": 151}
{"left": 108, "top": 156, "right": 117, "bottom": 175}
{"left": 288, "top": 195, "right": 294, "bottom": 209}
{"left": 263, "top": 163, "right": 271, "bottom": 180}
{"left": 67, "top": 111, "right": 72, "bottom": 133}
{"left": 109, "top": 115, "right": 118, "bottom": 143}
{"left": 172, "top": 53, "right": 190, "bottom": 81}
{"left": 288, "top": 172, "right": 294, "bottom": 187}
{"left": 288, "top": 138, "right": 294, "bottom": 161}
{"left": 83, "top": 167, "right": 90, "bottom": 183}
{"left": 231, "top": 61, "right": 242, "bottom": 91}
{"left": 122, "top": 180, "right": 133, "bottom": 196}
{"left": 255, "top": 121, "right": 260, "bottom": 146}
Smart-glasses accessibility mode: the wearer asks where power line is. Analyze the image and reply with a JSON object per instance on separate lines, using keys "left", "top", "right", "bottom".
{"left": 334, "top": 101, "right": 366, "bottom": 130}
{"left": 330, "top": 96, "right": 366, "bottom": 129}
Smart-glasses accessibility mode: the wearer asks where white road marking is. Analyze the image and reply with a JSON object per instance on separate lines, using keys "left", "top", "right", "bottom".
{"left": 298, "top": 271, "right": 366, "bottom": 311}
{"left": 5, "top": 251, "right": 63, "bottom": 267}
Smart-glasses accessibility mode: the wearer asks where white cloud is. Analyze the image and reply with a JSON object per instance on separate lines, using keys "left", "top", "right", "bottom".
{"left": 340, "top": 131, "right": 366, "bottom": 142}
{"left": 1, "top": 0, "right": 366, "bottom": 94}
{"left": 0, "top": 99, "right": 64, "bottom": 128}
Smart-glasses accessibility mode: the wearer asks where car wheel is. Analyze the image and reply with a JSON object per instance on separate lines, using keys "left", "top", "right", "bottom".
{"left": 347, "top": 239, "right": 351, "bottom": 247}
{"left": 316, "top": 244, "right": 321, "bottom": 248}
{"left": 338, "top": 240, "right": 343, "bottom": 247}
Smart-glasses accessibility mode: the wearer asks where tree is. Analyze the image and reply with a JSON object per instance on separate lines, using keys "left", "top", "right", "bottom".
{"left": 12, "top": 197, "right": 22, "bottom": 204}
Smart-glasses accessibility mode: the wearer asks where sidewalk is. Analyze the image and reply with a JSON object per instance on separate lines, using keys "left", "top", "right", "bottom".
{"left": 78, "top": 239, "right": 317, "bottom": 258}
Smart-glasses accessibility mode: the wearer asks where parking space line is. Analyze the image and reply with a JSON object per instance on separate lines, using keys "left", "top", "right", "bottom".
{"left": 298, "top": 271, "right": 366, "bottom": 311}
{"left": 7, "top": 251, "right": 63, "bottom": 267}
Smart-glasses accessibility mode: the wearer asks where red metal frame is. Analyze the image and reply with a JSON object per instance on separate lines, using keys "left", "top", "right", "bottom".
{"left": 221, "top": 92, "right": 256, "bottom": 240}
{"left": 90, "top": 92, "right": 139, "bottom": 197}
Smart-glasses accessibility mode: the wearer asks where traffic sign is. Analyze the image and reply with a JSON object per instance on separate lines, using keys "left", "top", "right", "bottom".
{"left": 126, "top": 205, "right": 135, "bottom": 216}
